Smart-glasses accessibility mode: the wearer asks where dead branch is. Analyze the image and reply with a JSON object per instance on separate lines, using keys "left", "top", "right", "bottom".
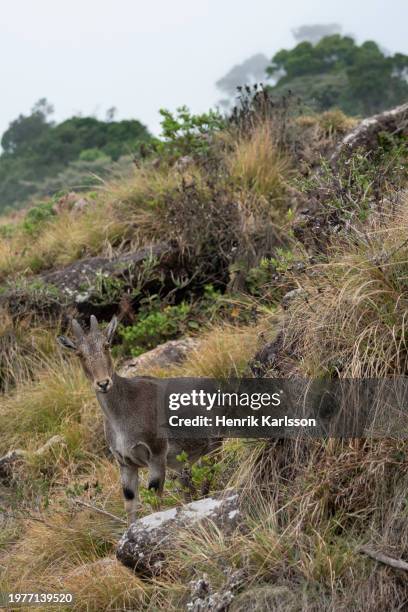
{"left": 0, "top": 435, "right": 65, "bottom": 477}
{"left": 72, "top": 498, "right": 127, "bottom": 524}
{"left": 358, "top": 545, "right": 408, "bottom": 571}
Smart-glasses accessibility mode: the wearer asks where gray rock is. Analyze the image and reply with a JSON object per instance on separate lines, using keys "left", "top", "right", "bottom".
{"left": 116, "top": 493, "right": 241, "bottom": 575}
{"left": 1, "top": 243, "right": 178, "bottom": 319}
{"left": 331, "top": 102, "right": 408, "bottom": 163}
{"left": 187, "top": 569, "right": 246, "bottom": 612}
{"left": 40, "top": 244, "right": 172, "bottom": 297}
{"left": 281, "top": 288, "right": 307, "bottom": 310}
{"left": 119, "top": 338, "right": 199, "bottom": 376}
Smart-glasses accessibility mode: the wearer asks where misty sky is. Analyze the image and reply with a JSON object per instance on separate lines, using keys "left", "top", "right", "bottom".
{"left": 1, "top": 0, "right": 407, "bottom": 138}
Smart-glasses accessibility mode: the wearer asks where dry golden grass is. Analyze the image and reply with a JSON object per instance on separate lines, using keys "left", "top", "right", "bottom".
{"left": 0, "top": 309, "right": 61, "bottom": 392}
{"left": 167, "top": 321, "right": 271, "bottom": 379}
{"left": 63, "top": 557, "right": 149, "bottom": 612}
{"left": 2, "top": 435, "right": 407, "bottom": 611}
{"left": 0, "top": 203, "right": 126, "bottom": 279}
{"left": 0, "top": 163, "right": 208, "bottom": 282}
{"left": 296, "top": 109, "right": 357, "bottom": 137}
{"left": 226, "top": 122, "right": 292, "bottom": 202}
{"left": 1, "top": 119, "right": 407, "bottom": 607}
{"left": 0, "top": 508, "right": 144, "bottom": 612}
{"left": 283, "top": 202, "right": 408, "bottom": 377}
{"left": 1, "top": 322, "right": 408, "bottom": 610}
{"left": 0, "top": 349, "right": 98, "bottom": 459}
{"left": 160, "top": 436, "right": 408, "bottom": 611}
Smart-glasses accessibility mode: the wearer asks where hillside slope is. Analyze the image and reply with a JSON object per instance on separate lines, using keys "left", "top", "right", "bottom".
{"left": 0, "top": 93, "right": 407, "bottom": 611}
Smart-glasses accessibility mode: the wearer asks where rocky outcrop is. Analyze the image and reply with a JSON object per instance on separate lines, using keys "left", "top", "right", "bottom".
{"left": 119, "top": 337, "right": 199, "bottom": 376}
{"left": 331, "top": 102, "right": 408, "bottom": 163}
{"left": 116, "top": 493, "right": 241, "bottom": 575}
{"left": 1, "top": 243, "right": 180, "bottom": 321}
{"left": 40, "top": 244, "right": 173, "bottom": 302}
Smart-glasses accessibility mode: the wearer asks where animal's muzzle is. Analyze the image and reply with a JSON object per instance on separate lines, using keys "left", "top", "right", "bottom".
{"left": 96, "top": 378, "right": 112, "bottom": 393}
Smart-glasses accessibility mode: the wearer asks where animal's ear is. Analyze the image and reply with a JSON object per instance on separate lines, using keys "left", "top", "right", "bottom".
{"left": 105, "top": 315, "right": 118, "bottom": 344}
{"left": 57, "top": 335, "right": 77, "bottom": 351}
{"left": 72, "top": 319, "right": 84, "bottom": 341}
{"left": 90, "top": 314, "right": 99, "bottom": 333}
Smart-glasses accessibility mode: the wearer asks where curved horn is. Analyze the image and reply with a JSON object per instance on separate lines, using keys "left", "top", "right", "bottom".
{"left": 71, "top": 319, "right": 84, "bottom": 341}
{"left": 90, "top": 315, "right": 99, "bottom": 333}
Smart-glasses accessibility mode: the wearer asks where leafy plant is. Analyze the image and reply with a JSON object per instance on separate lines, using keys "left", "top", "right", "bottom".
{"left": 157, "top": 106, "right": 225, "bottom": 158}
{"left": 119, "top": 301, "right": 192, "bottom": 356}
{"left": 21, "top": 201, "right": 55, "bottom": 235}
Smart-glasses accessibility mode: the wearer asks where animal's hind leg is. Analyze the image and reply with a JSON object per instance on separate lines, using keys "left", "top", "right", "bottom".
{"left": 147, "top": 454, "right": 166, "bottom": 501}
{"left": 119, "top": 464, "right": 139, "bottom": 525}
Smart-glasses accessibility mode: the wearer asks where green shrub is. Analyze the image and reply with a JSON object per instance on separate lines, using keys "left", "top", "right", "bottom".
{"left": 156, "top": 106, "right": 225, "bottom": 158}
{"left": 22, "top": 201, "right": 55, "bottom": 234}
{"left": 119, "top": 301, "right": 192, "bottom": 356}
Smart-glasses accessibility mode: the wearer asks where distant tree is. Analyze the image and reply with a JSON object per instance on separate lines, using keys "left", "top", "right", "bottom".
{"left": 0, "top": 103, "right": 151, "bottom": 211}
{"left": 1, "top": 98, "right": 54, "bottom": 154}
{"left": 266, "top": 35, "right": 408, "bottom": 116}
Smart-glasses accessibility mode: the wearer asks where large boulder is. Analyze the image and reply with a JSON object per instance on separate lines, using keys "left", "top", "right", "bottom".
{"left": 116, "top": 493, "right": 241, "bottom": 575}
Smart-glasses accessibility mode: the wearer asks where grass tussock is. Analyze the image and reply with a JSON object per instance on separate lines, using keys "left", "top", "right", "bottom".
{"left": 283, "top": 202, "right": 408, "bottom": 377}
{"left": 170, "top": 321, "right": 271, "bottom": 378}
{"left": 226, "top": 122, "right": 292, "bottom": 202}
{"left": 296, "top": 109, "right": 357, "bottom": 138}
{"left": 0, "top": 309, "right": 61, "bottom": 392}
{"left": 0, "top": 353, "right": 96, "bottom": 455}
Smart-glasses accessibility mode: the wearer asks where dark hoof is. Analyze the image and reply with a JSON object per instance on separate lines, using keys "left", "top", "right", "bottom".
{"left": 123, "top": 486, "right": 135, "bottom": 500}
{"left": 148, "top": 478, "right": 160, "bottom": 492}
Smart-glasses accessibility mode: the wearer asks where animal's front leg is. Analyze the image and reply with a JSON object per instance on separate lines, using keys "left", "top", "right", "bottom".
{"left": 119, "top": 464, "right": 139, "bottom": 525}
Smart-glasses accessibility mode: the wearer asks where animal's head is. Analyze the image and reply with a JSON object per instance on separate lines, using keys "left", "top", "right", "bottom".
{"left": 57, "top": 315, "right": 118, "bottom": 393}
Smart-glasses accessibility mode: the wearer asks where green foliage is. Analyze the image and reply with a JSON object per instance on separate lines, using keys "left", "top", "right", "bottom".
{"left": 0, "top": 99, "right": 151, "bottom": 212}
{"left": 116, "top": 285, "right": 224, "bottom": 358}
{"left": 21, "top": 201, "right": 55, "bottom": 235}
{"left": 246, "top": 257, "right": 276, "bottom": 295}
{"left": 1, "top": 98, "right": 53, "bottom": 154}
{"left": 176, "top": 451, "right": 222, "bottom": 497}
{"left": 78, "top": 148, "right": 110, "bottom": 162}
{"left": 88, "top": 272, "right": 126, "bottom": 306}
{"left": 269, "top": 248, "right": 296, "bottom": 274}
{"left": 157, "top": 106, "right": 225, "bottom": 158}
{"left": 119, "top": 301, "right": 192, "bottom": 357}
{"left": 0, "top": 224, "right": 16, "bottom": 239}
{"left": 267, "top": 35, "right": 408, "bottom": 116}
{"left": 191, "top": 455, "right": 221, "bottom": 491}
